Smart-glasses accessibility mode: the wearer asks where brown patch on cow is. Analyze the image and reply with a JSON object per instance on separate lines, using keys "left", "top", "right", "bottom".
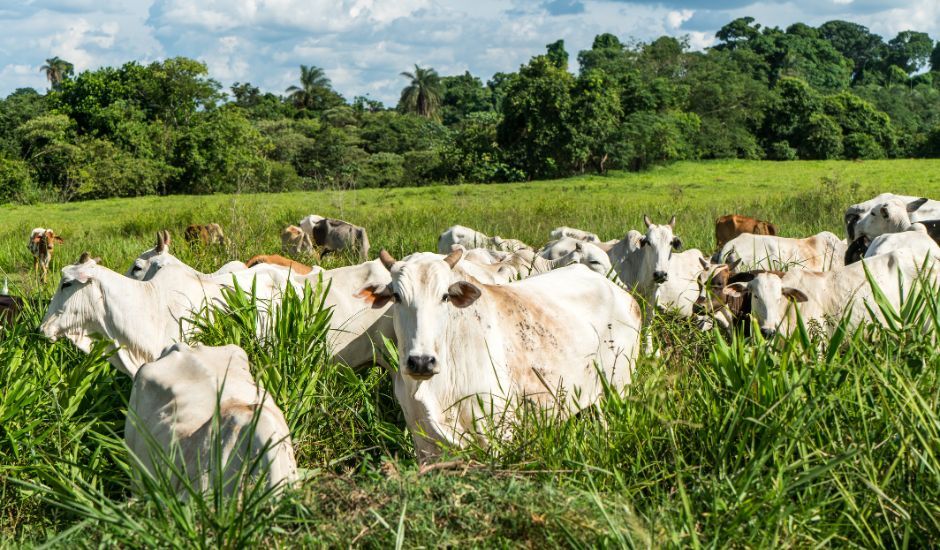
{"left": 246, "top": 254, "right": 313, "bottom": 274}
{"left": 715, "top": 214, "right": 778, "bottom": 249}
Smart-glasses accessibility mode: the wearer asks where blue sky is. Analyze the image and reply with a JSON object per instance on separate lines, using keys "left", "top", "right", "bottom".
{"left": 1, "top": 0, "right": 937, "bottom": 105}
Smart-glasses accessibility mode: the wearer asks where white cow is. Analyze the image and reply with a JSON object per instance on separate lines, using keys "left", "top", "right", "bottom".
{"left": 437, "top": 225, "right": 531, "bottom": 254}
{"left": 127, "top": 343, "right": 296, "bottom": 497}
{"left": 722, "top": 249, "right": 936, "bottom": 338}
{"left": 853, "top": 198, "right": 940, "bottom": 242}
{"left": 549, "top": 226, "right": 601, "bottom": 243}
{"left": 656, "top": 249, "right": 710, "bottom": 317}
{"left": 845, "top": 193, "right": 940, "bottom": 241}
{"left": 608, "top": 215, "right": 683, "bottom": 306}
{"left": 864, "top": 224, "right": 940, "bottom": 262}
{"left": 514, "top": 244, "right": 611, "bottom": 276}
{"left": 718, "top": 231, "right": 846, "bottom": 272}
{"left": 538, "top": 238, "right": 614, "bottom": 274}
{"left": 357, "top": 250, "right": 642, "bottom": 461}
{"left": 127, "top": 231, "right": 246, "bottom": 281}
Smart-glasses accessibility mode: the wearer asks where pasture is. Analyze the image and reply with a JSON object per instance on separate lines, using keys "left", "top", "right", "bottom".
{"left": 2, "top": 159, "right": 940, "bottom": 547}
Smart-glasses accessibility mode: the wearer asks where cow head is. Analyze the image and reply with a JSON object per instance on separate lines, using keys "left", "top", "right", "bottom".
{"left": 358, "top": 249, "right": 481, "bottom": 380}
{"left": 41, "top": 252, "right": 105, "bottom": 354}
{"left": 723, "top": 273, "right": 807, "bottom": 338}
{"left": 127, "top": 230, "right": 173, "bottom": 281}
{"left": 639, "top": 215, "right": 681, "bottom": 284}
{"left": 854, "top": 199, "right": 912, "bottom": 241}
{"left": 572, "top": 241, "right": 612, "bottom": 275}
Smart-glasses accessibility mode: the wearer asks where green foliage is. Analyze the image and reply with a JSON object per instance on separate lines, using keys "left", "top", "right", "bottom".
{"left": 398, "top": 65, "right": 444, "bottom": 120}
{"left": 358, "top": 151, "right": 405, "bottom": 188}
{"left": 767, "top": 140, "right": 797, "bottom": 160}
{"left": 0, "top": 155, "right": 34, "bottom": 203}
{"left": 439, "top": 72, "right": 492, "bottom": 125}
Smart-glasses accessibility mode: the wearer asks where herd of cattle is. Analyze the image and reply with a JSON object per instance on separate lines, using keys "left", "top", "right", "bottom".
{"left": 3, "top": 191, "right": 939, "bottom": 496}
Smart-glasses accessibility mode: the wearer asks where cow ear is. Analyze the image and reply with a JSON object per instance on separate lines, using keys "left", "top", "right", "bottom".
{"left": 639, "top": 237, "right": 648, "bottom": 247}
{"left": 54, "top": 235, "right": 64, "bottom": 244}
{"left": 722, "top": 282, "right": 747, "bottom": 299}
{"left": 356, "top": 284, "right": 395, "bottom": 308}
{"left": 643, "top": 215, "right": 652, "bottom": 228}
{"left": 668, "top": 215, "right": 676, "bottom": 228}
{"left": 447, "top": 281, "right": 481, "bottom": 308}
{"left": 698, "top": 257, "right": 709, "bottom": 270}
{"left": 782, "top": 287, "right": 808, "bottom": 303}
{"left": 671, "top": 237, "right": 682, "bottom": 250}
{"left": 908, "top": 198, "right": 928, "bottom": 213}
{"left": 880, "top": 205, "right": 889, "bottom": 219}
{"left": 729, "top": 258, "right": 742, "bottom": 272}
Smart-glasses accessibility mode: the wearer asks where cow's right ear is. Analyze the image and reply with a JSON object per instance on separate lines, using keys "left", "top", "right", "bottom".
{"left": 447, "top": 281, "right": 481, "bottom": 308}
{"left": 698, "top": 257, "right": 709, "bottom": 270}
{"left": 782, "top": 287, "right": 808, "bottom": 303}
{"left": 722, "top": 282, "right": 747, "bottom": 299}
{"left": 908, "top": 198, "right": 928, "bottom": 213}
{"left": 356, "top": 284, "right": 395, "bottom": 308}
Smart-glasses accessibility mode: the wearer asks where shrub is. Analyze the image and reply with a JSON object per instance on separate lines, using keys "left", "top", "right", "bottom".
{"left": 402, "top": 150, "right": 442, "bottom": 186}
{"left": 767, "top": 140, "right": 798, "bottom": 160}
{"left": 0, "top": 156, "right": 35, "bottom": 204}
{"left": 358, "top": 152, "right": 405, "bottom": 188}
{"left": 843, "top": 132, "right": 885, "bottom": 159}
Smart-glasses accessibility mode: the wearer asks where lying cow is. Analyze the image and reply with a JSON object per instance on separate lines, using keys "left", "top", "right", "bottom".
{"left": 126, "top": 343, "right": 296, "bottom": 497}
{"left": 311, "top": 218, "right": 370, "bottom": 262}
{"left": 549, "top": 226, "right": 601, "bottom": 244}
{"left": 844, "top": 193, "right": 940, "bottom": 242}
{"left": 127, "top": 231, "right": 246, "bottom": 281}
{"left": 185, "top": 223, "right": 227, "bottom": 246}
{"left": 357, "top": 249, "right": 641, "bottom": 461}
{"left": 718, "top": 231, "right": 846, "bottom": 272}
{"left": 862, "top": 224, "right": 940, "bottom": 262}
{"left": 281, "top": 225, "right": 314, "bottom": 256}
{"left": 28, "top": 228, "right": 64, "bottom": 282}
{"left": 851, "top": 199, "right": 940, "bottom": 242}
{"left": 437, "top": 225, "right": 532, "bottom": 255}
{"left": 715, "top": 214, "right": 777, "bottom": 250}
{"left": 722, "top": 249, "right": 935, "bottom": 338}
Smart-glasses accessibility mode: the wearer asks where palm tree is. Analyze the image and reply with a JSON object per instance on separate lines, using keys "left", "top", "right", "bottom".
{"left": 39, "top": 57, "right": 74, "bottom": 89}
{"left": 399, "top": 65, "right": 443, "bottom": 119}
{"left": 286, "top": 65, "right": 334, "bottom": 111}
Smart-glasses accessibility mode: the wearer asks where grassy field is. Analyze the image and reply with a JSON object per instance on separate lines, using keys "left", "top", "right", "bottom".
{"left": 2, "top": 159, "right": 940, "bottom": 547}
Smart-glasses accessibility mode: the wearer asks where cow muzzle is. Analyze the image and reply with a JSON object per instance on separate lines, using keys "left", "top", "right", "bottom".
{"left": 653, "top": 271, "right": 668, "bottom": 284}
{"left": 405, "top": 354, "right": 439, "bottom": 379}
{"left": 760, "top": 328, "right": 777, "bottom": 339}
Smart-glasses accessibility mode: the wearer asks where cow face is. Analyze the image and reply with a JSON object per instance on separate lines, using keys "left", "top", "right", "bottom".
{"left": 127, "top": 231, "right": 172, "bottom": 280}
{"left": 358, "top": 250, "right": 481, "bottom": 381}
{"left": 854, "top": 200, "right": 912, "bottom": 240}
{"left": 575, "top": 242, "right": 612, "bottom": 275}
{"left": 724, "top": 273, "right": 807, "bottom": 338}
{"left": 640, "top": 215, "right": 681, "bottom": 284}
{"left": 41, "top": 255, "right": 105, "bottom": 352}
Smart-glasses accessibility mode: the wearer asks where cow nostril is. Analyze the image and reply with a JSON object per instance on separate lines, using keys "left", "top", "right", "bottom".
{"left": 406, "top": 354, "right": 437, "bottom": 375}
{"left": 653, "top": 271, "right": 668, "bottom": 283}
{"left": 760, "top": 328, "right": 776, "bottom": 339}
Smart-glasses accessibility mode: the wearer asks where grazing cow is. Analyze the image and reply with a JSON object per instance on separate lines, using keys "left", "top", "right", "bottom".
{"left": 246, "top": 254, "right": 316, "bottom": 275}
{"left": 311, "top": 218, "right": 370, "bottom": 261}
{"left": 715, "top": 215, "right": 777, "bottom": 249}
{"left": 281, "top": 225, "right": 314, "bottom": 256}
{"left": 185, "top": 224, "right": 226, "bottom": 246}
{"left": 126, "top": 343, "right": 296, "bottom": 497}
{"left": 863, "top": 224, "right": 940, "bottom": 262}
{"left": 298, "top": 214, "right": 324, "bottom": 238}
{"left": 127, "top": 231, "right": 246, "bottom": 281}
{"left": 549, "top": 226, "right": 601, "bottom": 244}
{"left": 718, "top": 231, "right": 846, "bottom": 272}
{"left": 844, "top": 194, "right": 940, "bottom": 242}
{"left": 27, "top": 228, "right": 64, "bottom": 282}
{"left": 722, "top": 249, "right": 935, "bottom": 338}
{"left": 607, "top": 215, "right": 683, "bottom": 305}
{"left": 43, "top": 253, "right": 294, "bottom": 377}
{"left": 356, "top": 250, "right": 641, "bottom": 460}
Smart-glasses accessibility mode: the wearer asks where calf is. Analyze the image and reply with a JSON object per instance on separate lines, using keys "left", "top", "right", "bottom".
{"left": 126, "top": 343, "right": 296, "bottom": 497}
{"left": 312, "top": 218, "right": 370, "bottom": 261}
{"left": 715, "top": 215, "right": 777, "bottom": 250}
{"left": 357, "top": 250, "right": 641, "bottom": 461}
{"left": 281, "top": 225, "right": 314, "bottom": 256}
{"left": 718, "top": 231, "right": 846, "bottom": 272}
{"left": 185, "top": 223, "right": 226, "bottom": 246}
{"left": 27, "top": 228, "right": 64, "bottom": 282}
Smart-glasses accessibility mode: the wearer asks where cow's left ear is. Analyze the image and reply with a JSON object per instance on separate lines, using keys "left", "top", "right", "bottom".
{"left": 447, "top": 281, "right": 481, "bottom": 308}
{"left": 356, "top": 284, "right": 395, "bottom": 308}
{"left": 54, "top": 235, "right": 65, "bottom": 244}
{"left": 782, "top": 287, "right": 808, "bottom": 303}
{"left": 671, "top": 237, "right": 682, "bottom": 250}
{"left": 880, "top": 205, "right": 890, "bottom": 219}
{"left": 908, "top": 198, "right": 928, "bottom": 213}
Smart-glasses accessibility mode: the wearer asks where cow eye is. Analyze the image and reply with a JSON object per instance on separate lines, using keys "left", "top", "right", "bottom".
{"left": 442, "top": 294, "right": 450, "bottom": 303}
{"left": 392, "top": 291, "right": 402, "bottom": 302}
{"left": 61, "top": 281, "right": 72, "bottom": 289}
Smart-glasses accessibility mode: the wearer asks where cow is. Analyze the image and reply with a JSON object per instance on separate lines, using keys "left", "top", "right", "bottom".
{"left": 844, "top": 193, "right": 940, "bottom": 242}
{"left": 517, "top": 242, "right": 612, "bottom": 276}
{"left": 185, "top": 224, "right": 227, "bottom": 246}
{"left": 722, "top": 249, "right": 936, "bottom": 338}
{"left": 656, "top": 249, "right": 712, "bottom": 317}
{"left": 356, "top": 249, "right": 642, "bottom": 461}
{"left": 863, "top": 224, "right": 940, "bottom": 262}
{"left": 298, "top": 214, "right": 325, "bottom": 238}
{"left": 607, "top": 215, "right": 683, "bottom": 306}
{"left": 489, "top": 236, "right": 533, "bottom": 253}
{"left": 127, "top": 231, "right": 246, "bottom": 281}
{"left": 246, "top": 254, "right": 316, "bottom": 275}
{"left": 27, "top": 228, "right": 64, "bottom": 282}
{"left": 715, "top": 215, "right": 777, "bottom": 250}
{"left": 126, "top": 343, "right": 296, "bottom": 497}
{"left": 717, "top": 231, "right": 846, "bottom": 272}
{"left": 311, "top": 218, "right": 370, "bottom": 262}
{"left": 281, "top": 225, "right": 314, "bottom": 256}
{"left": 852, "top": 199, "right": 940, "bottom": 243}
{"left": 43, "top": 253, "right": 294, "bottom": 377}
{"left": 438, "top": 225, "right": 532, "bottom": 254}
{"left": 549, "top": 226, "right": 601, "bottom": 244}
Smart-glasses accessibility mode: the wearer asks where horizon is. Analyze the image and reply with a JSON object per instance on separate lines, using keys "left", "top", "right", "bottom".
{"left": 2, "top": 1, "right": 938, "bottom": 104}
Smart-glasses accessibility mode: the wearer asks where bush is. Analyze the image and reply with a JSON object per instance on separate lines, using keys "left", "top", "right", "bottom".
{"left": 0, "top": 156, "right": 35, "bottom": 204}
{"left": 357, "top": 152, "right": 405, "bottom": 188}
{"left": 767, "top": 140, "right": 798, "bottom": 160}
{"left": 402, "top": 150, "right": 442, "bottom": 186}
{"left": 802, "top": 113, "right": 843, "bottom": 159}
{"left": 843, "top": 132, "right": 885, "bottom": 159}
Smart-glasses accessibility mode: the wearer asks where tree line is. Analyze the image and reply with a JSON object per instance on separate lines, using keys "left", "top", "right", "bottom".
{"left": 2, "top": 17, "right": 940, "bottom": 204}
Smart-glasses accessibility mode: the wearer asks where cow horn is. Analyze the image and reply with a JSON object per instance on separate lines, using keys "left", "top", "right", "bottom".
{"left": 668, "top": 215, "right": 676, "bottom": 228}
{"left": 443, "top": 248, "right": 463, "bottom": 269}
{"left": 162, "top": 230, "right": 171, "bottom": 246}
{"left": 154, "top": 231, "right": 163, "bottom": 249}
{"left": 379, "top": 250, "right": 397, "bottom": 271}
{"left": 643, "top": 215, "right": 652, "bottom": 228}
{"left": 78, "top": 252, "right": 90, "bottom": 264}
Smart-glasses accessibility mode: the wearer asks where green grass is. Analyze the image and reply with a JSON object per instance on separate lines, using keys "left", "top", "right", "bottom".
{"left": 2, "top": 159, "right": 940, "bottom": 547}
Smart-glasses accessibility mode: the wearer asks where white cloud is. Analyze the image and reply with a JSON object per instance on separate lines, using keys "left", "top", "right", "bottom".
{"left": 667, "top": 9, "right": 694, "bottom": 29}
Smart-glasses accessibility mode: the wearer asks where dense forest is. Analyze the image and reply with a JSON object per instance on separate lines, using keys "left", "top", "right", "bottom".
{"left": 2, "top": 17, "right": 940, "bottom": 204}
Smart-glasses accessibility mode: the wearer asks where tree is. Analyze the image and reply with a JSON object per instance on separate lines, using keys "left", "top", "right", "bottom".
{"left": 39, "top": 57, "right": 74, "bottom": 89}
{"left": 818, "top": 21, "right": 885, "bottom": 84}
{"left": 885, "top": 31, "right": 934, "bottom": 75}
{"left": 546, "top": 39, "right": 569, "bottom": 70}
{"left": 439, "top": 72, "right": 492, "bottom": 125}
{"left": 399, "top": 65, "right": 443, "bottom": 119}
{"left": 932, "top": 42, "right": 940, "bottom": 72}
{"left": 286, "top": 65, "right": 344, "bottom": 114}
{"left": 715, "top": 17, "right": 761, "bottom": 50}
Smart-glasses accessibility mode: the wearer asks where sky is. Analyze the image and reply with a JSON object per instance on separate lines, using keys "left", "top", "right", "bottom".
{"left": 1, "top": 0, "right": 938, "bottom": 105}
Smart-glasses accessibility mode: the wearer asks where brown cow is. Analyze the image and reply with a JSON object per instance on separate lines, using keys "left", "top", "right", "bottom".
{"left": 281, "top": 225, "right": 314, "bottom": 256}
{"left": 715, "top": 215, "right": 777, "bottom": 250}
{"left": 27, "top": 228, "right": 64, "bottom": 282}
{"left": 312, "top": 218, "right": 370, "bottom": 262}
{"left": 245, "top": 254, "right": 315, "bottom": 275}
{"left": 184, "top": 224, "right": 226, "bottom": 246}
